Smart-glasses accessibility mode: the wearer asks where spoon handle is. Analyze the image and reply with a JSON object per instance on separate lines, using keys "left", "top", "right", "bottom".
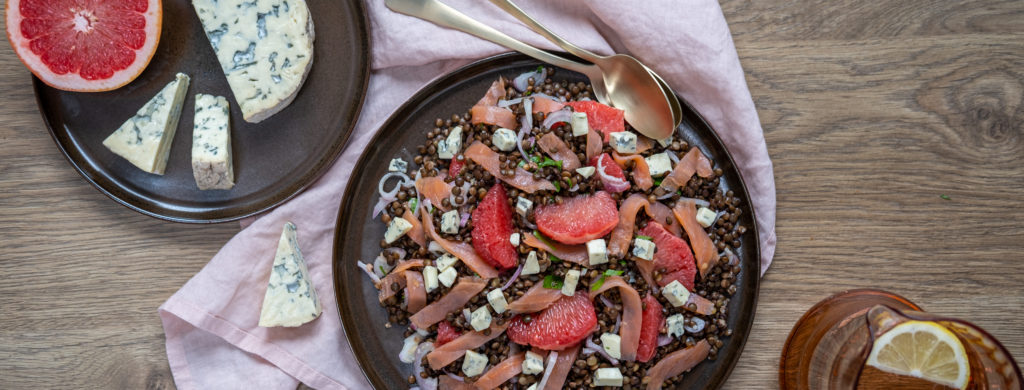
{"left": 385, "top": 0, "right": 595, "bottom": 75}
{"left": 487, "top": 0, "right": 602, "bottom": 63}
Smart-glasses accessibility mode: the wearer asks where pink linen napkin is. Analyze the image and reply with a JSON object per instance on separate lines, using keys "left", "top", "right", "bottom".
{"left": 159, "top": 0, "right": 776, "bottom": 388}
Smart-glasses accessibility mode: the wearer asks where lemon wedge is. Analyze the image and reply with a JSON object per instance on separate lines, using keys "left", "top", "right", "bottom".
{"left": 866, "top": 320, "right": 970, "bottom": 389}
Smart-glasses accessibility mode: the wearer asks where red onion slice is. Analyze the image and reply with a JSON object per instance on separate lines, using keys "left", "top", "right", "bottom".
{"left": 684, "top": 317, "right": 707, "bottom": 334}
{"left": 446, "top": 373, "right": 465, "bottom": 382}
{"left": 513, "top": 67, "right": 545, "bottom": 92}
{"left": 356, "top": 261, "right": 381, "bottom": 284}
{"left": 678, "top": 197, "right": 711, "bottom": 208}
{"left": 668, "top": 151, "right": 680, "bottom": 164}
{"left": 657, "top": 334, "right": 673, "bottom": 347}
{"left": 723, "top": 247, "right": 740, "bottom": 266}
{"left": 414, "top": 342, "right": 438, "bottom": 390}
{"left": 516, "top": 98, "right": 533, "bottom": 161}
{"left": 497, "top": 97, "right": 523, "bottom": 108}
{"left": 585, "top": 337, "right": 619, "bottom": 365}
{"left": 502, "top": 262, "right": 525, "bottom": 291}
{"left": 612, "top": 314, "right": 622, "bottom": 334}
{"left": 459, "top": 212, "right": 471, "bottom": 227}
{"left": 536, "top": 351, "right": 559, "bottom": 390}
{"left": 530, "top": 92, "right": 563, "bottom": 102}
{"left": 596, "top": 157, "right": 631, "bottom": 192}
{"left": 541, "top": 108, "right": 572, "bottom": 129}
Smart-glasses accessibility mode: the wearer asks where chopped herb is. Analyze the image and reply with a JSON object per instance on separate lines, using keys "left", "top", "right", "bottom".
{"left": 636, "top": 235, "right": 653, "bottom": 241}
{"left": 536, "top": 65, "right": 545, "bottom": 73}
{"left": 940, "top": 194, "right": 951, "bottom": 200}
{"left": 620, "top": 261, "right": 628, "bottom": 266}
{"left": 548, "top": 254, "right": 562, "bottom": 263}
{"left": 591, "top": 270, "right": 626, "bottom": 291}
{"left": 429, "top": 206, "right": 435, "bottom": 213}
{"left": 409, "top": 198, "right": 418, "bottom": 213}
{"left": 543, "top": 275, "right": 564, "bottom": 289}
{"left": 537, "top": 157, "right": 563, "bottom": 170}
{"left": 604, "top": 269, "right": 625, "bottom": 276}
{"left": 379, "top": 265, "right": 387, "bottom": 275}
{"left": 553, "top": 181, "right": 561, "bottom": 192}
{"left": 518, "top": 160, "right": 526, "bottom": 168}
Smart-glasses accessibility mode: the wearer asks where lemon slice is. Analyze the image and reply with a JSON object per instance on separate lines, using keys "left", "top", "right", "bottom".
{"left": 866, "top": 320, "right": 970, "bottom": 389}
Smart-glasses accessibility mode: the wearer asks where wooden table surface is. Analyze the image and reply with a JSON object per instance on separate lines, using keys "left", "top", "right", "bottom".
{"left": 1, "top": 1, "right": 1021, "bottom": 388}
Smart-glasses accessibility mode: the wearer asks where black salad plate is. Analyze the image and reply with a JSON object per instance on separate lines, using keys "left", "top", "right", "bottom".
{"left": 333, "top": 53, "right": 760, "bottom": 389}
{"left": 34, "top": 0, "right": 371, "bottom": 223}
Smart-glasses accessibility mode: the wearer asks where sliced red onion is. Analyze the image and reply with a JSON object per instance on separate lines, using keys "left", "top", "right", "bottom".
{"left": 596, "top": 157, "right": 630, "bottom": 192}
{"left": 520, "top": 214, "right": 537, "bottom": 230}
{"left": 612, "top": 314, "right": 622, "bottom": 334}
{"left": 463, "top": 308, "right": 472, "bottom": 323}
{"left": 421, "top": 198, "right": 433, "bottom": 214}
{"left": 656, "top": 191, "right": 676, "bottom": 201}
{"left": 598, "top": 295, "right": 614, "bottom": 309}
{"left": 414, "top": 171, "right": 423, "bottom": 218}
{"left": 372, "top": 255, "right": 391, "bottom": 278}
{"left": 581, "top": 347, "right": 597, "bottom": 355}
{"left": 579, "top": 97, "right": 593, "bottom": 101}
{"left": 685, "top": 317, "right": 707, "bottom": 334}
{"left": 569, "top": 183, "right": 580, "bottom": 192}
{"left": 384, "top": 247, "right": 407, "bottom": 260}
{"left": 497, "top": 97, "right": 523, "bottom": 108}
{"left": 371, "top": 195, "right": 392, "bottom": 219}
{"left": 516, "top": 98, "right": 533, "bottom": 161}
{"left": 657, "top": 334, "right": 673, "bottom": 347}
{"left": 668, "top": 151, "right": 680, "bottom": 164}
{"left": 449, "top": 182, "right": 472, "bottom": 207}
{"left": 446, "top": 373, "right": 465, "bottom": 382}
{"left": 678, "top": 197, "right": 711, "bottom": 208}
{"left": 379, "top": 172, "right": 413, "bottom": 199}
{"left": 356, "top": 261, "right": 381, "bottom": 284}
{"left": 536, "top": 351, "right": 559, "bottom": 390}
{"left": 459, "top": 212, "right": 471, "bottom": 227}
{"left": 541, "top": 108, "right": 572, "bottom": 129}
{"left": 513, "top": 67, "right": 545, "bottom": 92}
{"left": 502, "top": 262, "right": 525, "bottom": 291}
{"left": 585, "top": 337, "right": 619, "bottom": 365}
{"left": 414, "top": 342, "right": 437, "bottom": 390}
{"left": 723, "top": 247, "right": 740, "bottom": 266}
{"left": 712, "top": 210, "right": 726, "bottom": 226}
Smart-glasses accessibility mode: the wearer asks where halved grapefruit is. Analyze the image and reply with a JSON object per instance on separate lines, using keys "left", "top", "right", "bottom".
{"left": 6, "top": 0, "right": 162, "bottom": 92}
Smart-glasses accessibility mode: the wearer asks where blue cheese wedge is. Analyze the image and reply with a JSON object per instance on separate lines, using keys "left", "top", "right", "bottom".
{"left": 258, "top": 222, "right": 322, "bottom": 327}
{"left": 561, "top": 269, "right": 581, "bottom": 296}
{"left": 587, "top": 239, "right": 608, "bottom": 265}
{"left": 666, "top": 314, "right": 686, "bottom": 338}
{"left": 522, "top": 351, "right": 544, "bottom": 375}
{"left": 571, "top": 112, "right": 589, "bottom": 136}
{"left": 102, "top": 73, "right": 190, "bottom": 174}
{"left": 388, "top": 158, "right": 408, "bottom": 172}
{"left": 437, "top": 125, "right": 463, "bottom": 159}
{"left": 600, "top": 333, "right": 622, "bottom": 359}
{"left": 609, "top": 131, "right": 637, "bottom": 154}
{"left": 522, "top": 251, "right": 540, "bottom": 275}
{"left": 646, "top": 152, "right": 672, "bottom": 178}
{"left": 462, "top": 350, "right": 488, "bottom": 377}
{"left": 191, "top": 94, "right": 234, "bottom": 190}
{"left": 191, "top": 0, "right": 315, "bottom": 123}
{"left": 492, "top": 128, "right": 518, "bottom": 152}
{"left": 594, "top": 367, "right": 624, "bottom": 387}
{"left": 662, "top": 280, "right": 691, "bottom": 308}
{"left": 632, "top": 237, "right": 656, "bottom": 261}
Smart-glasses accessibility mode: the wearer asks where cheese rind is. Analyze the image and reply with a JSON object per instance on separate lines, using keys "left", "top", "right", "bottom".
{"left": 191, "top": 94, "right": 234, "bottom": 190}
{"left": 191, "top": 0, "right": 315, "bottom": 123}
{"left": 103, "top": 73, "right": 190, "bottom": 174}
{"left": 258, "top": 222, "right": 322, "bottom": 327}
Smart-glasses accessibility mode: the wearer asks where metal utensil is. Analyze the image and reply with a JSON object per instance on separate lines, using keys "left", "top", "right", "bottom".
{"left": 488, "top": 0, "right": 683, "bottom": 139}
{"left": 385, "top": 0, "right": 678, "bottom": 140}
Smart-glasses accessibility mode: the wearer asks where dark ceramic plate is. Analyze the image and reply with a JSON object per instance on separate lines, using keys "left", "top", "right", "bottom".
{"left": 333, "top": 53, "right": 760, "bottom": 389}
{"left": 34, "top": 0, "right": 370, "bottom": 223}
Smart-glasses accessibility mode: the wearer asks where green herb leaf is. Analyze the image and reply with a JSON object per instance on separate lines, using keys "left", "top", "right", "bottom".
{"left": 537, "top": 157, "right": 563, "bottom": 170}
{"left": 543, "top": 275, "right": 564, "bottom": 289}
{"left": 548, "top": 254, "right": 562, "bottom": 263}
{"left": 531, "top": 155, "right": 541, "bottom": 163}
{"left": 409, "top": 198, "right": 418, "bottom": 213}
{"left": 536, "top": 65, "right": 545, "bottom": 73}
{"left": 604, "top": 269, "right": 625, "bottom": 276}
{"left": 653, "top": 179, "right": 663, "bottom": 187}
{"left": 591, "top": 276, "right": 607, "bottom": 291}
{"left": 940, "top": 194, "right": 951, "bottom": 200}
{"left": 620, "top": 261, "right": 628, "bottom": 266}
{"left": 518, "top": 160, "right": 527, "bottom": 168}
{"left": 553, "top": 181, "right": 561, "bottom": 192}
{"left": 636, "top": 235, "right": 653, "bottom": 241}
{"left": 379, "top": 265, "right": 387, "bottom": 275}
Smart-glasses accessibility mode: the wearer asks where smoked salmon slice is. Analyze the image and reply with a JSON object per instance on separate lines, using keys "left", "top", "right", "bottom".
{"left": 672, "top": 200, "right": 717, "bottom": 279}
{"left": 658, "top": 148, "right": 713, "bottom": 194}
{"left": 410, "top": 277, "right": 488, "bottom": 330}
{"left": 405, "top": 271, "right": 426, "bottom": 313}
{"left": 439, "top": 374, "right": 476, "bottom": 390}
{"left": 531, "top": 96, "right": 565, "bottom": 114}
{"left": 644, "top": 340, "right": 711, "bottom": 390}
{"left": 464, "top": 141, "right": 556, "bottom": 193}
{"left": 522, "top": 232, "right": 589, "bottom": 265}
{"left": 427, "top": 321, "right": 510, "bottom": 370}
{"left": 421, "top": 210, "right": 499, "bottom": 279}
{"left": 402, "top": 209, "right": 426, "bottom": 247}
{"left": 612, "top": 152, "right": 653, "bottom": 190}
{"left": 589, "top": 276, "right": 642, "bottom": 361}
{"left": 473, "top": 352, "right": 524, "bottom": 389}
{"left": 607, "top": 194, "right": 649, "bottom": 258}
{"left": 471, "top": 78, "right": 518, "bottom": 129}
{"left": 635, "top": 136, "right": 655, "bottom": 154}
{"left": 537, "top": 132, "right": 581, "bottom": 171}
{"left": 416, "top": 176, "right": 453, "bottom": 212}
{"left": 644, "top": 201, "right": 682, "bottom": 236}
{"left": 506, "top": 283, "right": 565, "bottom": 314}
{"left": 585, "top": 125, "right": 603, "bottom": 161}
{"left": 377, "top": 259, "right": 425, "bottom": 303}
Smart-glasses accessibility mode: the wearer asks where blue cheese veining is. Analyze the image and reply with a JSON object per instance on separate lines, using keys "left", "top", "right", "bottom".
{"left": 191, "top": 94, "right": 235, "bottom": 190}
{"left": 102, "top": 73, "right": 190, "bottom": 174}
{"left": 258, "top": 222, "right": 322, "bottom": 327}
{"left": 191, "top": 0, "right": 315, "bottom": 123}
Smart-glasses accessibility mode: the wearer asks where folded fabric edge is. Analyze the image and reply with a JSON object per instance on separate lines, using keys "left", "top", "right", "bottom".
{"left": 158, "top": 296, "right": 347, "bottom": 390}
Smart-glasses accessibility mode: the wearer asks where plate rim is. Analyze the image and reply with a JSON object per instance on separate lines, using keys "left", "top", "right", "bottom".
{"left": 332, "top": 52, "right": 760, "bottom": 389}
{"left": 33, "top": 0, "right": 373, "bottom": 224}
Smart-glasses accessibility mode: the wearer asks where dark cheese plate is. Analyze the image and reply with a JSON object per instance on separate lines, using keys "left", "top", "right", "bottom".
{"left": 332, "top": 52, "right": 760, "bottom": 389}
{"left": 34, "top": 0, "right": 370, "bottom": 223}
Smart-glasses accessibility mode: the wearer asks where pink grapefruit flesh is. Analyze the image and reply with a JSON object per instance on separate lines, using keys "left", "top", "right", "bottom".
{"left": 6, "top": 0, "right": 162, "bottom": 92}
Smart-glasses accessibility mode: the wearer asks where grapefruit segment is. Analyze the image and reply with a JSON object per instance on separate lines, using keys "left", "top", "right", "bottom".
{"left": 506, "top": 292, "right": 597, "bottom": 350}
{"left": 566, "top": 100, "right": 625, "bottom": 142}
{"left": 6, "top": 0, "right": 161, "bottom": 92}
{"left": 639, "top": 222, "right": 697, "bottom": 291}
{"left": 470, "top": 183, "right": 518, "bottom": 270}
{"left": 534, "top": 191, "right": 619, "bottom": 245}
